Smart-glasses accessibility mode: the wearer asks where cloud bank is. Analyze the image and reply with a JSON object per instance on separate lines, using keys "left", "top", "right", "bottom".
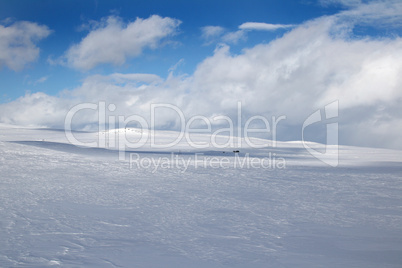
{"left": 0, "top": 20, "right": 51, "bottom": 71}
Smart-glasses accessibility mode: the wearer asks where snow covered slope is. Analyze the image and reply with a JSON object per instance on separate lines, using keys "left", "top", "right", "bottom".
{"left": 1, "top": 124, "right": 402, "bottom": 267}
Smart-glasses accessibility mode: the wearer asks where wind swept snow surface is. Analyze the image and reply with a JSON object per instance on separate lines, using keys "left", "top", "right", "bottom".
{"left": 1, "top": 125, "right": 402, "bottom": 267}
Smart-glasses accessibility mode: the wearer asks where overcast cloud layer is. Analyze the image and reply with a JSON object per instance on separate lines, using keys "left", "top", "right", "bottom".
{"left": 0, "top": 1, "right": 401, "bottom": 149}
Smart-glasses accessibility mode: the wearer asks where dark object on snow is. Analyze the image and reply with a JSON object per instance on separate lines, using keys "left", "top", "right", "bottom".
{"left": 233, "top": 150, "right": 240, "bottom": 153}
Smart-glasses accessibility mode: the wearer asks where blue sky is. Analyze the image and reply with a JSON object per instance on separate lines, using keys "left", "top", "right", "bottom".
{"left": 0, "top": 0, "right": 345, "bottom": 101}
{"left": 0, "top": 0, "right": 402, "bottom": 149}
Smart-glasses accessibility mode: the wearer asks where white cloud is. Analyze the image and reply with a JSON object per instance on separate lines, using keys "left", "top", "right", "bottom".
{"left": 319, "top": 0, "right": 362, "bottom": 7}
{"left": 336, "top": 1, "right": 402, "bottom": 28}
{"left": 222, "top": 30, "right": 247, "bottom": 44}
{"left": 319, "top": 0, "right": 402, "bottom": 29}
{"left": 201, "top": 26, "right": 225, "bottom": 39}
{"left": 211, "top": 22, "right": 294, "bottom": 44}
{"left": 168, "top": 58, "right": 185, "bottom": 74}
{"left": 64, "top": 15, "right": 181, "bottom": 71}
{"left": 239, "top": 22, "right": 295, "bottom": 31}
{"left": 201, "top": 26, "right": 226, "bottom": 45}
{"left": 0, "top": 92, "right": 70, "bottom": 127}
{"left": 0, "top": 21, "right": 51, "bottom": 71}
{"left": 2, "top": 3, "right": 402, "bottom": 149}
{"left": 32, "top": 76, "right": 49, "bottom": 85}
{"left": 109, "top": 73, "right": 162, "bottom": 84}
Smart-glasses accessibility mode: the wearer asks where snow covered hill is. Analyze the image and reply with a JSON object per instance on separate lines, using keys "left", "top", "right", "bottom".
{"left": 1, "top": 124, "right": 402, "bottom": 267}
